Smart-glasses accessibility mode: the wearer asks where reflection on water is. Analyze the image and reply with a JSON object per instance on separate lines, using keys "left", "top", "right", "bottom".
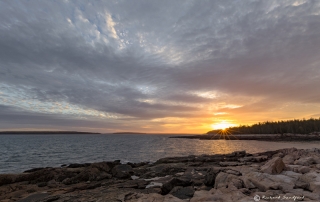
{"left": 208, "top": 140, "right": 238, "bottom": 154}
{"left": 0, "top": 134, "right": 320, "bottom": 173}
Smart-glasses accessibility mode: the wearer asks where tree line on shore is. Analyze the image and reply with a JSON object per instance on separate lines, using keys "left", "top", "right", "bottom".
{"left": 207, "top": 118, "right": 320, "bottom": 134}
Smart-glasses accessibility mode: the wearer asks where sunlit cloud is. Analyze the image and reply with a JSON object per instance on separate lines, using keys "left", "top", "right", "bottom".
{"left": 192, "top": 91, "right": 219, "bottom": 99}
{"left": 105, "top": 12, "right": 118, "bottom": 39}
{"left": 0, "top": 84, "right": 122, "bottom": 119}
{"left": 292, "top": 0, "right": 307, "bottom": 7}
{"left": 214, "top": 112, "right": 228, "bottom": 115}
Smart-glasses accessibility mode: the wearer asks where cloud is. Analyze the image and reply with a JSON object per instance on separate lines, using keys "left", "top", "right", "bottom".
{"left": 0, "top": 0, "right": 320, "bottom": 132}
{"left": 105, "top": 12, "right": 119, "bottom": 39}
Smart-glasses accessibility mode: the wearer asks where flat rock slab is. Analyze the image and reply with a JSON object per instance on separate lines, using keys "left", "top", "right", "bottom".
{"left": 219, "top": 162, "right": 244, "bottom": 167}
{"left": 17, "top": 193, "right": 49, "bottom": 202}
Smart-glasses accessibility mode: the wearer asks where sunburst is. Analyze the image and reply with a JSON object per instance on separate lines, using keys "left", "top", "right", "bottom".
{"left": 209, "top": 121, "right": 239, "bottom": 140}
{"left": 208, "top": 128, "right": 238, "bottom": 140}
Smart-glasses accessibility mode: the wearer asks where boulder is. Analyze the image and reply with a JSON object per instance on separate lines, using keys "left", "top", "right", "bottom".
{"left": 54, "top": 169, "right": 79, "bottom": 182}
{"left": 301, "top": 191, "right": 320, "bottom": 201}
{"left": 160, "top": 166, "right": 186, "bottom": 176}
{"left": 282, "top": 155, "right": 295, "bottom": 164}
{"left": 127, "top": 162, "right": 149, "bottom": 168}
{"left": 249, "top": 178, "right": 278, "bottom": 191}
{"left": 133, "top": 167, "right": 148, "bottom": 177}
{"left": 254, "top": 155, "right": 269, "bottom": 162}
{"left": 230, "top": 178, "right": 244, "bottom": 189}
{"left": 147, "top": 164, "right": 186, "bottom": 177}
{"left": 239, "top": 155, "right": 268, "bottom": 163}
{"left": 298, "top": 166, "right": 310, "bottom": 174}
{"left": 223, "top": 169, "right": 242, "bottom": 176}
{"left": 281, "top": 171, "right": 302, "bottom": 180}
{"left": 312, "top": 155, "right": 320, "bottom": 164}
{"left": 60, "top": 167, "right": 111, "bottom": 185}
{"left": 15, "top": 168, "right": 56, "bottom": 184}
{"left": 111, "top": 164, "right": 133, "bottom": 179}
{"left": 272, "top": 152, "right": 284, "bottom": 158}
{"left": 47, "top": 179, "right": 58, "bottom": 188}
{"left": 90, "top": 162, "right": 112, "bottom": 172}
{"left": 140, "top": 171, "right": 157, "bottom": 179}
{"left": 285, "top": 164, "right": 301, "bottom": 172}
{"left": 182, "top": 168, "right": 206, "bottom": 186}
{"left": 230, "top": 165, "right": 259, "bottom": 175}
{"left": 298, "top": 172, "right": 320, "bottom": 192}
{"left": 229, "top": 150, "right": 246, "bottom": 157}
{"left": 170, "top": 186, "right": 195, "bottom": 199}
{"left": 260, "top": 157, "right": 285, "bottom": 174}
{"left": 161, "top": 177, "right": 192, "bottom": 194}
{"left": 214, "top": 172, "right": 243, "bottom": 189}
{"left": 146, "top": 182, "right": 163, "bottom": 189}
{"left": 67, "top": 163, "right": 91, "bottom": 168}
{"left": 294, "top": 181, "right": 309, "bottom": 190}
{"left": 190, "top": 188, "right": 250, "bottom": 202}
{"left": 189, "top": 190, "right": 212, "bottom": 202}
{"left": 244, "top": 172, "right": 296, "bottom": 192}
{"left": 37, "top": 182, "right": 47, "bottom": 187}
{"left": 204, "top": 168, "right": 218, "bottom": 186}
{"left": 239, "top": 157, "right": 253, "bottom": 162}
{"left": 294, "top": 157, "right": 316, "bottom": 166}
{"left": 241, "top": 176, "right": 256, "bottom": 189}
{"left": 0, "top": 174, "right": 15, "bottom": 186}
{"left": 214, "top": 172, "right": 229, "bottom": 189}
{"left": 62, "top": 177, "right": 74, "bottom": 185}
{"left": 75, "top": 167, "right": 101, "bottom": 182}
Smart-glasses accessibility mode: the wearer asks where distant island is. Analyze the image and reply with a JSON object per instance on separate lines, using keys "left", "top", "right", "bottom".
{"left": 207, "top": 118, "right": 320, "bottom": 135}
{"left": 112, "top": 132, "right": 146, "bottom": 134}
{"left": 0, "top": 131, "right": 100, "bottom": 134}
{"left": 171, "top": 118, "right": 320, "bottom": 141}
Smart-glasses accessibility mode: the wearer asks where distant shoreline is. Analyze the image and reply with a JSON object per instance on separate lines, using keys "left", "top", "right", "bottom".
{"left": 0, "top": 132, "right": 203, "bottom": 135}
{"left": 112, "top": 132, "right": 147, "bottom": 134}
{"left": 0, "top": 131, "right": 100, "bottom": 134}
{"left": 170, "top": 133, "right": 320, "bottom": 141}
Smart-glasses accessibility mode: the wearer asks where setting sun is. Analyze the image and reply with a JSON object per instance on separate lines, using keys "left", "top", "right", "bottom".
{"left": 211, "top": 121, "right": 235, "bottom": 130}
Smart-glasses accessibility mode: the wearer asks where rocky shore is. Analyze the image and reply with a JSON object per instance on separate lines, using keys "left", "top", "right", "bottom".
{"left": 171, "top": 133, "right": 320, "bottom": 141}
{"left": 1, "top": 148, "right": 320, "bottom": 202}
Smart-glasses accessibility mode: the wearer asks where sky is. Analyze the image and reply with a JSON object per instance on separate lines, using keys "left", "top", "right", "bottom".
{"left": 1, "top": 0, "right": 320, "bottom": 134}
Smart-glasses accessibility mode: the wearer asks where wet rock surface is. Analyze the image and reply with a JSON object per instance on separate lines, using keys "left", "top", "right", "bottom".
{"left": 1, "top": 148, "right": 320, "bottom": 201}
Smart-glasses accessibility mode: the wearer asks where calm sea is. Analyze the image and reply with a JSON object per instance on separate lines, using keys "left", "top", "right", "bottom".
{"left": 1, "top": 134, "right": 320, "bottom": 174}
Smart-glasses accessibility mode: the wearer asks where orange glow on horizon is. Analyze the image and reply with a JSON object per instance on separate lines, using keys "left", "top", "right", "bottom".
{"left": 211, "top": 121, "right": 235, "bottom": 130}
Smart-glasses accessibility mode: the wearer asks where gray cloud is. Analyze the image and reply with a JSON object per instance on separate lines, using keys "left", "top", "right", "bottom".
{"left": 0, "top": 0, "right": 320, "bottom": 132}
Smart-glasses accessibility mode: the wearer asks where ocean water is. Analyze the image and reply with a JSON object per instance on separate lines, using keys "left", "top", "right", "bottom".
{"left": 1, "top": 134, "right": 320, "bottom": 174}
